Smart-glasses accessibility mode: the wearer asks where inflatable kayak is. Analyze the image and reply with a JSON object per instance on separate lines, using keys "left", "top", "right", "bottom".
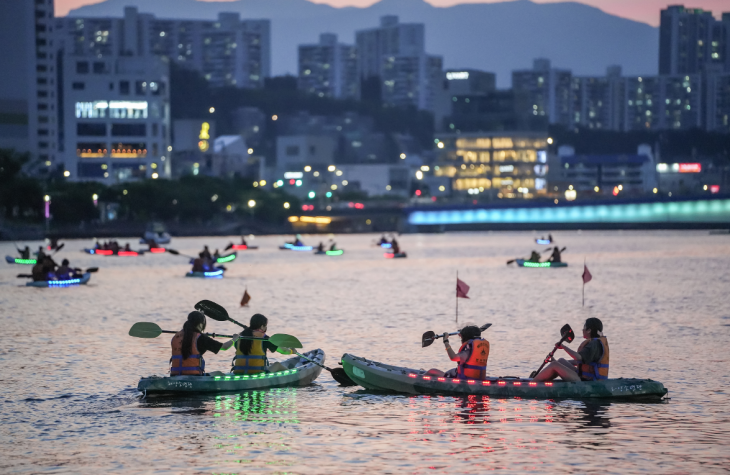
{"left": 515, "top": 259, "right": 567, "bottom": 268}
{"left": 216, "top": 252, "right": 237, "bottom": 263}
{"left": 26, "top": 272, "right": 91, "bottom": 288}
{"left": 385, "top": 252, "right": 407, "bottom": 259}
{"left": 231, "top": 244, "right": 258, "bottom": 250}
{"left": 137, "top": 349, "right": 325, "bottom": 396}
{"left": 314, "top": 250, "right": 344, "bottom": 256}
{"left": 84, "top": 248, "right": 145, "bottom": 256}
{"left": 341, "top": 354, "right": 668, "bottom": 400}
{"left": 535, "top": 239, "right": 552, "bottom": 245}
{"left": 6, "top": 256, "right": 36, "bottom": 265}
{"left": 279, "top": 244, "right": 313, "bottom": 251}
{"left": 185, "top": 267, "right": 225, "bottom": 278}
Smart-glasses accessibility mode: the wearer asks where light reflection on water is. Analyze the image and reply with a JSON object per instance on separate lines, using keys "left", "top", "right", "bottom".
{"left": 1, "top": 231, "right": 729, "bottom": 473}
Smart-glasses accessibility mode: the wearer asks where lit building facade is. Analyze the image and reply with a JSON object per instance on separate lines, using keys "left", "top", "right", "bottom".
{"left": 705, "top": 72, "right": 730, "bottom": 132}
{"left": 570, "top": 66, "right": 625, "bottom": 130}
{"left": 60, "top": 56, "right": 171, "bottom": 182}
{"left": 298, "top": 33, "right": 358, "bottom": 100}
{"left": 0, "top": 0, "right": 57, "bottom": 174}
{"left": 512, "top": 58, "right": 572, "bottom": 127}
{"left": 56, "top": 7, "right": 270, "bottom": 89}
{"left": 433, "top": 132, "right": 549, "bottom": 199}
{"left": 433, "top": 69, "right": 497, "bottom": 132}
{"left": 623, "top": 75, "right": 702, "bottom": 130}
{"left": 659, "top": 6, "right": 729, "bottom": 75}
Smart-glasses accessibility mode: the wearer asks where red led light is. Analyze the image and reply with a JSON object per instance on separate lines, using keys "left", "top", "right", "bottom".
{"left": 545, "top": 382, "right": 553, "bottom": 386}
{"left": 498, "top": 381, "right": 506, "bottom": 386}
{"left": 289, "top": 179, "right": 295, "bottom": 185}
{"left": 415, "top": 190, "right": 422, "bottom": 196}
{"left": 231, "top": 244, "right": 248, "bottom": 250}
{"left": 513, "top": 382, "right": 521, "bottom": 386}
{"left": 118, "top": 251, "right": 138, "bottom": 256}
{"left": 482, "top": 381, "right": 491, "bottom": 386}
{"left": 467, "top": 380, "right": 476, "bottom": 384}
{"left": 354, "top": 203, "right": 364, "bottom": 209}
{"left": 384, "top": 253, "right": 393, "bottom": 259}
{"left": 149, "top": 248, "right": 165, "bottom": 253}
{"left": 96, "top": 250, "right": 113, "bottom": 255}
{"left": 529, "top": 382, "right": 537, "bottom": 386}
{"left": 437, "top": 377, "right": 446, "bottom": 381}
{"left": 422, "top": 376, "right": 431, "bottom": 380}
{"left": 452, "top": 379, "right": 461, "bottom": 383}
{"left": 408, "top": 373, "right": 417, "bottom": 378}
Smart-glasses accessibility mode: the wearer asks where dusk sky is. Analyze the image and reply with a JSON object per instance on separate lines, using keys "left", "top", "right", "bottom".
{"left": 54, "top": 0, "right": 729, "bottom": 26}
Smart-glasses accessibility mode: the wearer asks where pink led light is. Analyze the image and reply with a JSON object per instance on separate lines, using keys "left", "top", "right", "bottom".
{"left": 437, "top": 377, "right": 446, "bottom": 381}
{"left": 545, "top": 382, "right": 553, "bottom": 386}
{"left": 118, "top": 251, "right": 138, "bottom": 256}
{"left": 422, "top": 376, "right": 431, "bottom": 380}
{"left": 513, "top": 382, "right": 521, "bottom": 386}
{"left": 529, "top": 382, "right": 537, "bottom": 386}
{"left": 451, "top": 379, "right": 461, "bottom": 383}
{"left": 408, "top": 373, "right": 417, "bottom": 378}
{"left": 482, "top": 381, "right": 491, "bottom": 386}
{"left": 498, "top": 381, "right": 506, "bottom": 386}
{"left": 467, "top": 380, "right": 476, "bottom": 384}
{"left": 384, "top": 253, "right": 394, "bottom": 259}
{"left": 96, "top": 250, "right": 113, "bottom": 255}
{"left": 149, "top": 248, "right": 166, "bottom": 253}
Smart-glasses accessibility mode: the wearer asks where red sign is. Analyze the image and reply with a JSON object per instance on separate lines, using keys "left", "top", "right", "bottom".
{"left": 710, "top": 185, "right": 720, "bottom": 194}
{"left": 678, "top": 163, "right": 701, "bottom": 173}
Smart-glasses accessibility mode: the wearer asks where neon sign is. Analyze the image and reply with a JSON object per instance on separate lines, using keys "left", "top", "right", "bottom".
{"left": 678, "top": 163, "right": 701, "bottom": 173}
{"left": 446, "top": 71, "right": 469, "bottom": 80}
{"left": 75, "top": 101, "right": 148, "bottom": 119}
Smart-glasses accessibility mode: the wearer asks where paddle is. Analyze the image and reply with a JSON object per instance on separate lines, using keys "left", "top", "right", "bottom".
{"left": 129, "top": 322, "right": 236, "bottom": 339}
{"left": 193, "top": 299, "right": 356, "bottom": 385}
{"left": 52, "top": 243, "right": 65, "bottom": 254}
{"left": 224, "top": 243, "right": 234, "bottom": 251}
{"left": 528, "top": 324, "right": 575, "bottom": 379}
{"left": 16, "top": 267, "right": 99, "bottom": 278}
{"left": 422, "top": 323, "right": 493, "bottom": 348}
{"left": 166, "top": 249, "right": 197, "bottom": 259}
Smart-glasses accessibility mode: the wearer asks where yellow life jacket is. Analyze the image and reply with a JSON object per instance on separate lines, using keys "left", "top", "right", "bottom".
{"left": 170, "top": 331, "right": 205, "bottom": 375}
{"left": 456, "top": 338, "right": 490, "bottom": 379}
{"left": 578, "top": 336, "right": 609, "bottom": 381}
{"left": 232, "top": 329, "right": 268, "bottom": 375}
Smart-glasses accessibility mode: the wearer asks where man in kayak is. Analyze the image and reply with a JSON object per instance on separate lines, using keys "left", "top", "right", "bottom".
{"left": 36, "top": 246, "right": 47, "bottom": 262}
{"left": 547, "top": 247, "right": 562, "bottom": 263}
{"left": 317, "top": 242, "right": 325, "bottom": 252}
{"left": 201, "top": 245, "right": 212, "bottom": 260}
{"left": 533, "top": 317, "right": 609, "bottom": 382}
{"left": 425, "top": 325, "right": 490, "bottom": 379}
{"left": 379, "top": 235, "right": 389, "bottom": 245}
{"left": 17, "top": 246, "right": 31, "bottom": 259}
{"left": 329, "top": 239, "right": 337, "bottom": 251}
{"left": 56, "top": 259, "right": 74, "bottom": 279}
{"left": 232, "top": 314, "right": 292, "bottom": 375}
{"left": 391, "top": 237, "right": 400, "bottom": 254}
{"left": 170, "top": 311, "right": 240, "bottom": 375}
{"left": 527, "top": 250, "right": 541, "bottom": 262}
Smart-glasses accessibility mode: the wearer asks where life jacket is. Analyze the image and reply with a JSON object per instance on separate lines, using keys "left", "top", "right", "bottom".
{"left": 578, "top": 336, "right": 609, "bottom": 381}
{"left": 232, "top": 329, "right": 268, "bottom": 375}
{"left": 169, "top": 331, "right": 205, "bottom": 375}
{"left": 456, "top": 338, "right": 490, "bottom": 380}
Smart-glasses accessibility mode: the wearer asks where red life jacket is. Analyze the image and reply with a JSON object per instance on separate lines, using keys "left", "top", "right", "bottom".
{"left": 170, "top": 331, "right": 205, "bottom": 375}
{"left": 456, "top": 338, "right": 490, "bottom": 379}
{"left": 578, "top": 337, "right": 609, "bottom": 381}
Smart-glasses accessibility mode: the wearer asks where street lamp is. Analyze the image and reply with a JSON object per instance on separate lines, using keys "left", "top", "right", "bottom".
{"left": 92, "top": 194, "right": 98, "bottom": 207}
{"left": 248, "top": 199, "right": 256, "bottom": 218}
{"left": 44, "top": 195, "right": 51, "bottom": 232}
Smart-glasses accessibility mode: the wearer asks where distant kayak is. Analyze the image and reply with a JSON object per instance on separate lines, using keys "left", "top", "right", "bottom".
{"left": 280, "top": 244, "right": 313, "bottom": 251}
{"left": 6, "top": 256, "right": 36, "bottom": 265}
{"left": 26, "top": 273, "right": 91, "bottom": 288}
{"left": 341, "top": 354, "right": 668, "bottom": 400}
{"left": 231, "top": 244, "right": 258, "bottom": 250}
{"left": 385, "top": 252, "right": 407, "bottom": 259}
{"left": 216, "top": 252, "right": 237, "bottom": 263}
{"left": 380, "top": 242, "right": 392, "bottom": 249}
{"left": 137, "top": 349, "right": 325, "bottom": 396}
{"left": 515, "top": 259, "right": 567, "bottom": 268}
{"left": 315, "top": 250, "right": 344, "bottom": 256}
{"left": 84, "top": 249, "right": 145, "bottom": 256}
{"left": 535, "top": 239, "right": 552, "bottom": 245}
{"left": 185, "top": 268, "right": 225, "bottom": 278}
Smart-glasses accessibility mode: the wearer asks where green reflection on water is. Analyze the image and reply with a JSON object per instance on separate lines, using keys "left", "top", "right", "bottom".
{"left": 212, "top": 387, "right": 299, "bottom": 424}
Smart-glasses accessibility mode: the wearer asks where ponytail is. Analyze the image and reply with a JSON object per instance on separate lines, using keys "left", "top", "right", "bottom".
{"left": 182, "top": 311, "right": 206, "bottom": 359}
{"left": 237, "top": 313, "right": 267, "bottom": 355}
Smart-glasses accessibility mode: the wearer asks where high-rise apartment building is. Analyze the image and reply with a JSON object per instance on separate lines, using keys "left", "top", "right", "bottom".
{"left": 705, "top": 72, "right": 730, "bottom": 132}
{"left": 570, "top": 66, "right": 625, "bottom": 130}
{"left": 659, "top": 5, "right": 730, "bottom": 74}
{"left": 0, "top": 0, "right": 57, "bottom": 174}
{"left": 56, "top": 7, "right": 270, "bottom": 88}
{"left": 512, "top": 58, "right": 572, "bottom": 127}
{"left": 298, "top": 34, "right": 358, "bottom": 100}
{"left": 355, "top": 16, "right": 442, "bottom": 111}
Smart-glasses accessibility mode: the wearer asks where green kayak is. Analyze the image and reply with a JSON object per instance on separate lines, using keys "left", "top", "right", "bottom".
{"left": 137, "top": 349, "right": 325, "bottom": 396}
{"left": 516, "top": 259, "right": 567, "bottom": 268}
{"left": 341, "top": 354, "right": 668, "bottom": 400}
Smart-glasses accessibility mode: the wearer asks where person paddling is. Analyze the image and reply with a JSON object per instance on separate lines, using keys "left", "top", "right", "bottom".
{"left": 232, "top": 314, "right": 291, "bottom": 375}
{"left": 17, "top": 246, "right": 31, "bottom": 259}
{"left": 329, "top": 240, "right": 337, "bottom": 251}
{"left": 425, "top": 325, "right": 490, "bottom": 379}
{"left": 391, "top": 237, "right": 400, "bottom": 254}
{"left": 532, "top": 317, "right": 609, "bottom": 382}
{"left": 547, "top": 247, "right": 562, "bottom": 263}
{"left": 170, "top": 311, "right": 240, "bottom": 376}
{"left": 56, "top": 259, "right": 74, "bottom": 279}
{"left": 527, "top": 250, "right": 541, "bottom": 262}
{"left": 317, "top": 242, "right": 324, "bottom": 252}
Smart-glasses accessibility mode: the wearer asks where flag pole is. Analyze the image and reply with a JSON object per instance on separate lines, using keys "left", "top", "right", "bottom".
{"left": 456, "top": 270, "right": 459, "bottom": 325}
{"left": 582, "top": 258, "right": 586, "bottom": 307}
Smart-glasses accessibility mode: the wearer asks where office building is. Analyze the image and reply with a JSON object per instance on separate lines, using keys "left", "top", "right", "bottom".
{"left": 512, "top": 58, "right": 572, "bottom": 127}
{"left": 56, "top": 7, "right": 270, "bottom": 88}
{"left": 355, "top": 16, "right": 442, "bottom": 111}
{"left": 433, "top": 69, "right": 497, "bottom": 132}
{"left": 60, "top": 55, "right": 171, "bottom": 182}
{"left": 659, "top": 6, "right": 730, "bottom": 75}
{"left": 298, "top": 34, "right": 358, "bottom": 100}
{"left": 0, "top": 0, "right": 57, "bottom": 173}
{"left": 433, "top": 131, "right": 549, "bottom": 199}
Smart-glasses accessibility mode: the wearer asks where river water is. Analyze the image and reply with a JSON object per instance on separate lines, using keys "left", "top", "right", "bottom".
{"left": 1, "top": 231, "right": 729, "bottom": 473}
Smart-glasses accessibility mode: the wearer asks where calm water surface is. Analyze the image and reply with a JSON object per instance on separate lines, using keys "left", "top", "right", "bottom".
{"left": 1, "top": 231, "right": 729, "bottom": 473}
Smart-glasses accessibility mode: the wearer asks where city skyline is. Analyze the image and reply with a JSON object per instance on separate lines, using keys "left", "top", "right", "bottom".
{"left": 55, "top": 0, "right": 729, "bottom": 26}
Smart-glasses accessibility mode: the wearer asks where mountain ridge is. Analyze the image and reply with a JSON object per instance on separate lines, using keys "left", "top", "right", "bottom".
{"left": 67, "top": 0, "right": 659, "bottom": 88}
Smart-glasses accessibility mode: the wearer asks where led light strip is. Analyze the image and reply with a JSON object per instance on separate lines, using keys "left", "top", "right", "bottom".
{"left": 408, "top": 373, "right": 553, "bottom": 386}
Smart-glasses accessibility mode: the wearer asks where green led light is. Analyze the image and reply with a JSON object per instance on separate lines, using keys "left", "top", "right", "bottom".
{"left": 234, "top": 376, "right": 240, "bottom": 380}
{"left": 14, "top": 258, "right": 37, "bottom": 265}
{"left": 224, "top": 376, "right": 231, "bottom": 380}
{"left": 215, "top": 376, "right": 221, "bottom": 380}
{"left": 522, "top": 261, "right": 555, "bottom": 268}
{"left": 217, "top": 253, "right": 236, "bottom": 263}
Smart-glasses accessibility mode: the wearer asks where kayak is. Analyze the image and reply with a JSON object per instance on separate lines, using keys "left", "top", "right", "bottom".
{"left": 341, "top": 354, "right": 668, "bottom": 400}
{"left": 535, "top": 239, "right": 552, "bottom": 245}
{"left": 6, "top": 256, "right": 36, "bottom": 265}
{"left": 231, "top": 244, "right": 258, "bottom": 250}
{"left": 280, "top": 244, "right": 313, "bottom": 251}
{"left": 385, "top": 252, "right": 407, "bottom": 259}
{"left": 185, "top": 267, "right": 225, "bottom": 278}
{"left": 315, "top": 250, "right": 344, "bottom": 256}
{"left": 137, "top": 349, "right": 325, "bottom": 396}
{"left": 26, "top": 273, "right": 91, "bottom": 288}
{"left": 216, "top": 252, "right": 237, "bottom": 263}
{"left": 515, "top": 259, "right": 567, "bottom": 268}
{"left": 84, "top": 248, "right": 145, "bottom": 256}
{"left": 140, "top": 231, "right": 171, "bottom": 244}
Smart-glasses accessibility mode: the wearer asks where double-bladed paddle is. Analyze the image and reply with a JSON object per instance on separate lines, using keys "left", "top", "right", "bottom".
{"left": 128, "top": 322, "right": 299, "bottom": 347}
{"left": 507, "top": 247, "right": 566, "bottom": 265}
{"left": 17, "top": 267, "right": 99, "bottom": 278}
{"left": 528, "top": 323, "right": 575, "bottom": 379}
{"left": 422, "top": 323, "right": 492, "bottom": 348}
{"left": 193, "top": 299, "right": 356, "bottom": 386}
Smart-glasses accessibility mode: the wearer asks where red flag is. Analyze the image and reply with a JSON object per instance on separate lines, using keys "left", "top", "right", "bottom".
{"left": 582, "top": 264, "right": 592, "bottom": 284}
{"left": 456, "top": 278, "right": 470, "bottom": 299}
{"left": 240, "top": 289, "right": 251, "bottom": 307}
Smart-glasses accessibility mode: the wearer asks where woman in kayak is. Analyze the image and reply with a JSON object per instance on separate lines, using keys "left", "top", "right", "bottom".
{"left": 232, "top": 313, "right": 291, "bottom": 375}
{"left": 425, "top": 325, "right": 490, "bottom": 379}
{"left": 533, "top": 317, "right": 609, "bottom": 382}
{"left": 170, "top": 311, "right": 239, "bottom": 375}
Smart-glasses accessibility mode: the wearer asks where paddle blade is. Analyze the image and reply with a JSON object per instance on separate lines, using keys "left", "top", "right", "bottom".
{"left": 422, "top": 331, "right": 436, "bottom": 348}
{"left": 195, "top": 299, "right": 229, "bottom": 321}
{"left": 560, "top": 324, "right": 575, "bottom": 343}
{"left": 329, "top": 367, "right": 357, "bottom": 386}
{"left": 167, "top": 249, "right": 180, "bottom": 255}
{"left": 270, "top": 333, "right": 302, "bottom": 349}
{"left": 129, "top": 322, "right": 163, "bottom": 339}
{"left": 16, "top": 274, "right": 32, "bottom": 278}
{"left": 85, "top": 267, "right": 99, "bottom": 273}
{"left": 54, "top": 243, "right": 65, "bottom": 253}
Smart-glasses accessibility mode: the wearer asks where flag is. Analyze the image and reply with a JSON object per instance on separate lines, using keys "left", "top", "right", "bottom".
{"left": 582, "top": 264, "right": 592, "bottom": 284}
{"left": 240, "top": 289, "right": 251, "bottom": 307}
{"left": 456, "top": 278, "right": 470, "bottom": 299}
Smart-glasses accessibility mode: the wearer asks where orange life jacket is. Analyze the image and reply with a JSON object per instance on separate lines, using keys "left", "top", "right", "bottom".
{"left": 456, "top": 338, "right": 490, "bottom": 379}
{"left": 232, "top": 329, "right": 268, "bottom": 375}
{"left": 578, "top": 336, "right": 609, "bottom": 381}
{"left": 170, "top": 331, "right": 205, "bottom": 375}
